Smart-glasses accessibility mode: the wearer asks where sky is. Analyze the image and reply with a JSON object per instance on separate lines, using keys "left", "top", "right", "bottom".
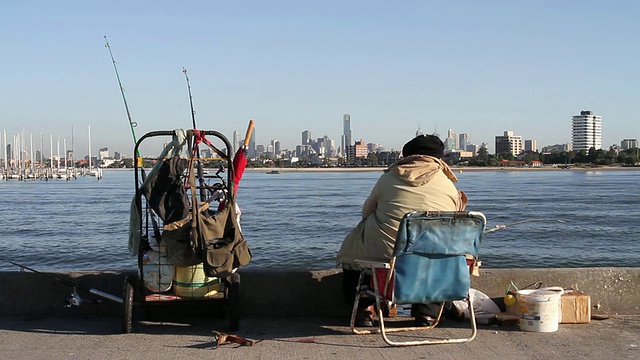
{"left": 1, "top": 1, "right": 639, "bottom": 157}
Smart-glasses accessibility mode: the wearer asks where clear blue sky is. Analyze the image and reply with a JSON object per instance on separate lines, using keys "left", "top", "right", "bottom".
{"left": 1, "top": 1, "right": 638, "bottom": 157}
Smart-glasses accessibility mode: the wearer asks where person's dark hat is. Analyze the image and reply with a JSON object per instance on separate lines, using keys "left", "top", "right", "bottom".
{"left": 402, "top": 134, "right": 445, "bottom": 158}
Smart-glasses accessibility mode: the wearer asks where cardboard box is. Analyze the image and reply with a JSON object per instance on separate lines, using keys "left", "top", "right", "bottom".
{"left": 559, "top": 290, "right": 591, "bottom": 324}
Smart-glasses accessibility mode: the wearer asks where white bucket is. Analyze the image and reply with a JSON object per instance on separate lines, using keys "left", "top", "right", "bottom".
{"left": 517, "top": 287, "right": 563, "bottom": 332}
{"left": 142, "top": 244, "right": 175, "bottom": 293}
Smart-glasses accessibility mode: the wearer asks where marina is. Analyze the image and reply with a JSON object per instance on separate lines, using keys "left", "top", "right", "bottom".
{"left": 1, "top": 125, "right": 104, "bottom": 182}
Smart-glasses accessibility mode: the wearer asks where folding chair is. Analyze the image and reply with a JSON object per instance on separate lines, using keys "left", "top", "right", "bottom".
{"left": 350, "top": 211, "right": 486, "bottom": 346}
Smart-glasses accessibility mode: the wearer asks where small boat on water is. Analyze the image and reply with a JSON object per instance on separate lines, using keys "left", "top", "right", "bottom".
{"left": 266, "top": 170, "right": 281, "bottom": 174}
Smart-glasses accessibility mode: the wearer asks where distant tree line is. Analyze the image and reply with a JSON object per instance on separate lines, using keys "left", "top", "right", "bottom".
{"left": 465, "top": 147, "right": 640, "bottom": 167}
{"left": 110, "top": 146, "right": 640, "bottom": 169}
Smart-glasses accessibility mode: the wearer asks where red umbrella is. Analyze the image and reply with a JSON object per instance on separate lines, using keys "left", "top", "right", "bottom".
{"left": 218, "top": 120, "right": 254, "bottom": 211}
{"left": 232, "top": 120, "right": 254, "bottom": 195}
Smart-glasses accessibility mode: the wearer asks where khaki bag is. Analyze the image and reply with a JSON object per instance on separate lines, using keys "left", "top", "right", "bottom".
{"left": 196, "top": 201, "right": 252, "bottom": 278}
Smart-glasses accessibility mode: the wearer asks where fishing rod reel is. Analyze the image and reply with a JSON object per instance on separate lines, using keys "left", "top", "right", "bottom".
{"left": 64, "top": 288, "right": 102, "bottom": 307}
{"left": 65, "top": 288, "right": 84, "bottom": 307}
{"left": 206, "top": 165, "right": 229, "bottom": 203}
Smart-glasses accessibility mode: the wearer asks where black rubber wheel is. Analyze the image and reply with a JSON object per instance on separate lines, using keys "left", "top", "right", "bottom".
{"left": 226, "top": 273, "right": 241, "bottom": 331}
{"left": 122, "top": 275, "right": 135, "bottom": 333}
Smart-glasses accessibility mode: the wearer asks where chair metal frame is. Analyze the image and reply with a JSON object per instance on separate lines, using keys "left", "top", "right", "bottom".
{"left": 349, "top": 211, "right": 486, "bottom": 346}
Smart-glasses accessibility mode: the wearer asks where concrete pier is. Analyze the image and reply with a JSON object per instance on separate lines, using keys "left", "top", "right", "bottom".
{"left": 1, "top": 267, "right": 638, "bottom": 318}
{"left": 1, "top": 268, "right": 638, "bottom": 360}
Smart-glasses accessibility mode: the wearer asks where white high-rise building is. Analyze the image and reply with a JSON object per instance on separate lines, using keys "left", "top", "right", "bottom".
{"left": 98, "top": 147, "right": 109, "bottom": 160}
{"left": 572, "top": 110, "right": 602, "bottom": 151}
{"left": 495, "top": 131, "right": 523, "bottom": 156}
{"left": 445, "top": 129, "right": 457, "bottom": 151}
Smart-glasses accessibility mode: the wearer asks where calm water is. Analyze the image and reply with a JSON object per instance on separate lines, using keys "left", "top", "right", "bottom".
{"left": 1, "top": 169, "right": 639, "bottom": 272}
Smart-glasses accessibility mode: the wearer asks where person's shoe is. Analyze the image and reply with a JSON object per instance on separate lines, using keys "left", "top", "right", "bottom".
{"left": 414, "top": 315, "right": 435, "bottom": 327}
{"left": 355, "top": 316, "right": 374, "bottom": 327}
{"left": 355, "top": 305, "right": 375, "bottom": 327}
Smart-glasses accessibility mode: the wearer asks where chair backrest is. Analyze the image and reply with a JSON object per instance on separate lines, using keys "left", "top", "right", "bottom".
{"left": 392, "top": 211, "right": 486, "bottom": 304}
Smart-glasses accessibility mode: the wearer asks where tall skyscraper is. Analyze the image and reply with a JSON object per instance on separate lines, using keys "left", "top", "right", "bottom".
{"left": 248, "top": 130, "right": 256, "bottom": 158}
{"left": 271, "top": 139, "right": 281, "bottom": 155}
{"left": 572, "top": 110, "right": 602, "bottom": 151}
{"left": 458, "top": 133, "right": 469, "bottom": 151}
{"left": 302, "top": 130, "right": 311, "bottom": 145}
{"left": 232, "top": 130, "right": 242, "bottom": 155}
{"left": 342, "top": 114, "right": 352, "bottom": 157}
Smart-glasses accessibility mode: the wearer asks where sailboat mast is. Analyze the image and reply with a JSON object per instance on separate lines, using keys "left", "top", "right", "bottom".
{"left": 88, "top": 123, "right": 92, "bottom": 170}
{"left": 39, "top": 132, "right": 43, "bottom": 173}
{"left": 1, "top": 129, "right": 4, "bottom": 174}
{"left": 30, "top": 133, "right": 33, "bottom": 173}
{"left": 50, "top": 134, "right": 53, "bottom": 173}
{"left": 57, "top": 137, "right": 60, "bottom": 173}
{"left": 71, "top": 125, "right": 74, "bottom": 171}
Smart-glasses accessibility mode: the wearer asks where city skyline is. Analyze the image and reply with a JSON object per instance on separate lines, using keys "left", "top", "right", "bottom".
{"left": 1, "top": 2, "right": 638, "bottom": 155}
{"left": 2, "top": 108, "right": 637, "bottom": 163}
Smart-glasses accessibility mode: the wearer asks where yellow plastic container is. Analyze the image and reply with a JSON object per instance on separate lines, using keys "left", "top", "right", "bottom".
{"left": 173, "top": 264, "right": 223, "bottom": 297}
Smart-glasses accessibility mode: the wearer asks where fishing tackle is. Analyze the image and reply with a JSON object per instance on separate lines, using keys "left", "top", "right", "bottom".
{"left": 104, "top": 36, "right": 142, "bottom": 161}
{"left": 0, "top": 257, "right": 123, "bottom": 305}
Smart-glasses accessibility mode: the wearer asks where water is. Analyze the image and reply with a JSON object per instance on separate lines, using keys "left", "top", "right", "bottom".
{"left": 1, "top": 169, "right": 638, "bottom": 272}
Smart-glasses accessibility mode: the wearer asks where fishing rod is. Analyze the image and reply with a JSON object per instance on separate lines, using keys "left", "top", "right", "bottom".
{"left": 182, "top": 67, "right": 210, "bottom": 201}
{"left": 0, "top": 257, "right": 123, "bottom": 305}
{"left": 484, "top": 219, "right": 566, "bottom": 234}
{"left": 183, "top": 67, "right": 198, "bottom": 129}
{"left": 104, "top": 36, "right": 141, "bottom": 161}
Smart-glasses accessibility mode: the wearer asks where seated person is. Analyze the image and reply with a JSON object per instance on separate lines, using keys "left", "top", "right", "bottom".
{"left": 337, "top": 134, "right": 467, "bottom": 326}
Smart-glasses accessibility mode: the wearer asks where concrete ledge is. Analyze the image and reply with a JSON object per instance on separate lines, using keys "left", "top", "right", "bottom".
{"left": 1, "top": 267, "right": 637, "bottom": 318}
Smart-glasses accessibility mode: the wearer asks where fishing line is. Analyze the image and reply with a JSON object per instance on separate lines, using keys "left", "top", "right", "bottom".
{"left": 0, "top": 257, "right": 123, "bottom": 304}
{"left": 484, "top": 219, "right": 566, "bottom": 234}
{"left": 104, "top": 36, "right": 141, "bottom": 160}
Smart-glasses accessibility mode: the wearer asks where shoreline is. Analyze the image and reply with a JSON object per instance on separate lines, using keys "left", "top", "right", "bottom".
{"left": 100, "top": 165, "right": 640, "bottom": 173}
{"left": 243, "top": 166, "right": 640, "bottom": 173}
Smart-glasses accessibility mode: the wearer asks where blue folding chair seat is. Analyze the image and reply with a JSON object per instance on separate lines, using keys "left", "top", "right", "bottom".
{"left": 351, "top": 211, "right": 486, "bottom": 346}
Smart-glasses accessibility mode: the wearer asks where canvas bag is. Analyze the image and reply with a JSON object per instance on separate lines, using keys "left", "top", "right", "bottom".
{"left": 162, "top": 211, "right": 202, "bottom": 267}
{"left": 195, "top": 200, "right": 252, "bottom": 278}
{"left": 142, "top": 155, "right": 190, "bottom": 223}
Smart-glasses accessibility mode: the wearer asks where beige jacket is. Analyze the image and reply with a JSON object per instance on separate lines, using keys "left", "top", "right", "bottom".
{"left": 336, "top": 155, "right": 466, "bottom": 269}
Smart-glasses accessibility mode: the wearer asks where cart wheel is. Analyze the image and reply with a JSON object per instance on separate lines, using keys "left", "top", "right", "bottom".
{"left": 227, "top": 273, "right": 241, "bottom": 331}
{"left": 122, "top": 275, "right": 135, "bottom": 333}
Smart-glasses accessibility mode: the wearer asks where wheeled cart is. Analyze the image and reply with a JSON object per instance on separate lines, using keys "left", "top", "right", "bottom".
{"left": 124, "top": 129, "right": 242, "bottom": 333}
